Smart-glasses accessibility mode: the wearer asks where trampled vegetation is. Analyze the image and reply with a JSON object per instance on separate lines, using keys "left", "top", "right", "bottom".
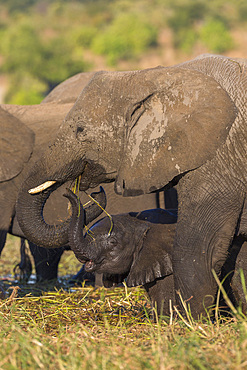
{"left": 2, "top": 285, "right": 247, "bottom": 369}
{"left": 2, "top": 228, "right": 247, "bottom": 368}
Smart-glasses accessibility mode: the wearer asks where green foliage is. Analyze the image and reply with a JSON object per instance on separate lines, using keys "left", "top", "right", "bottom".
{"left": 0, "top": 16, "right": 89, "bottom": 104}
{"left": 0, "top": 0, "right": 37, "bottom": 13}
{"left": 167, "top": 0, "right": 206, "bottom": 32}
{"left": 70, "top": 26, "right": 98, "bottom": 49}
{"left": 200, "top": 19, "right": 234, "bottom": 53}
{"left": 39, "top": 36, "right": 89, "bottom": 87}
{"left": 91, "top": 13, "right": 158, "bottom": 66}
{"left": 166, "top": 0, "right": 238, "bottom": 52}
{"left": 0, "top": 0, "right": 245, "bottom": 103}
{"left": 174, "top": 29, "right": 198, "bottom": 53}
{"left": 0, "top": 21, "right": 43, "bottom": 75}
{"left": 5, "top": 74, "right": 47, "bottom": 104}
{"left": 237, "top": 1, "right": 247, "bottom": 24}
{"left": 167, "top": 0, "right": 206, "bottom": 51}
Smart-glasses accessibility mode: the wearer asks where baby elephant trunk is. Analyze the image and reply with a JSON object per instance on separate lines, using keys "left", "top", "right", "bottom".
{"left": 63, "top": 187, "right": 106, "bottom": 262}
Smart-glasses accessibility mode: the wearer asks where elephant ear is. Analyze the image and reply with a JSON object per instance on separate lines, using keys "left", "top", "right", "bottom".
{"left": 126, "top": 228, "right": 173, "bottom": 287}
{"left": 0, "top": 108, "right": 34, "bottom": 182}
{"left": 116, "top": 68, "right": 237, "bottom": 195}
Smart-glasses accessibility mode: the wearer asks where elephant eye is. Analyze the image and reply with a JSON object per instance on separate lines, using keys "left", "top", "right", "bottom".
{"left": 76, "top": 126, "right": 84, "bottom": 137}
{"left": 108, "top": 237, "right": 118, "bottom": 247}
{"left": 75, "top": 122, "right": 87, "bottom": 139}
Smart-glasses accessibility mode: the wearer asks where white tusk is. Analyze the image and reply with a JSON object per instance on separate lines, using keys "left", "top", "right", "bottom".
{"left": 28, "top": 180, "right": 57, "bottom": 194}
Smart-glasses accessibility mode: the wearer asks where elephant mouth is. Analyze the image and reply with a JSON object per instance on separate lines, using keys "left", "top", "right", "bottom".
{"left": 28, "top": 165, "right": 117, "bottom": 195}
{"left": 83, "top": 257, "right": 106, "bottom": 273}
{"left": 85, "top": 260, "right": 97, "bottom": 272}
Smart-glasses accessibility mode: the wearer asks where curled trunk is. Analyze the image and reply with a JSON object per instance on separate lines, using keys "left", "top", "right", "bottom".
{"left": 63, "top": 188, "right": 105, "bottom": 261}
{"left": 16, "top": 157, "right": 106, "bottom": 248}
{"left": 17, "top": 180, "right": 70, "bottom": 248}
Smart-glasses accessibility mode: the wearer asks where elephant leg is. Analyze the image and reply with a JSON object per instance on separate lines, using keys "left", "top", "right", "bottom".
{"left": 0, "top": 230, "right": 7, "bottom": 256}
{"left": 14, "top": 238, "right": 32, "bottom": 282}
{"left": 221, "top": 235, "right": 246, "bottom": 313}
{"left": 238, "top": 197, "right": 247, "bottom": 237}
{"left": 164, "top": 188, "right": 178, "bottom": 210}
{"left": 230, "top": 239, "right": 247, "bottom": 314}
{"left": 173, "top": 169, "right": 245, "bottom": 318}
{"left": 28, "top": 241, "right": 64, "bottom": 281}
{"left": 69, "top": 264, "right": 95, "bottom": 286}
{"left": 144, "top": 275, "right": 175, "bottom": 317}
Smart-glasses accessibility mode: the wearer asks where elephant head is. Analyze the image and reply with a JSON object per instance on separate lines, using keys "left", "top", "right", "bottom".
{"left": 0, "top": 71, "right": 97, "bottom": 234}
{"left": 64, "top": 189, "right": 176, "bottom": 287}
{"left": 16, "top": 55, "right": 237, "bottom": 249}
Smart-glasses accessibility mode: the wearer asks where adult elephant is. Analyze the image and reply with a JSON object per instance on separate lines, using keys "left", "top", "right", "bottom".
{"left": 1, "top": 71, "right": 168, "bottom": 281}
{"left": 0, "top": 72, "right": 95, "bottom": 279}
{"left": 16, "top": 54, "right": 245, "bottom": 317}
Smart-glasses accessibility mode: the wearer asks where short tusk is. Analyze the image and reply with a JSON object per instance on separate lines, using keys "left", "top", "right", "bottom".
{"left": 28, "top": 180, "right": 57, "bottom": 194}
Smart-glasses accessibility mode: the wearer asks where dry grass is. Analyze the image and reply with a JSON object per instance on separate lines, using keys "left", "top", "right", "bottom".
{"left": 0, "top": 235, "right": 247, "bottom": 369}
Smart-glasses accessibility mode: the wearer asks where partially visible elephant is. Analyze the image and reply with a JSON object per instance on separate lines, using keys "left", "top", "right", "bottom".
{"left": 64, "top": 189, "right": 247, "bottom": 316}
{"left": 0, "top": 70, "right": 173, "bottom": 281}
{"left": 0, "top": 72, "right": 97, "bottom": 280}
{"left": 16, "top": 54, "right": 247, "bottom": 317}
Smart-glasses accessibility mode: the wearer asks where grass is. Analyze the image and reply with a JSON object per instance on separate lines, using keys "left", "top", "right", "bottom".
{"left": 1, "top": 236, "right": 247, "bottom": 369}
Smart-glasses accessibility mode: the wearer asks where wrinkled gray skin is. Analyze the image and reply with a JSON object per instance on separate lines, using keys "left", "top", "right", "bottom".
{"left": 65, "top": 188, "right": 177, "bottom": 315}
{"left": 16, "top": 54, "right": 247, "bottom": 317}
{"left": 0, "top": 72, "right": 95, "bottom": 280}
{"left": 65, "top": 189, "right": 247, "bottom": 316}
{"left": 0, "top": 71, "right": 169, "bottom": 281}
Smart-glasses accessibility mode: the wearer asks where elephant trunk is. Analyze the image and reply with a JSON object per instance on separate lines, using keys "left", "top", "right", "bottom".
{"left": 17, "top": 176, "right": 72, "bottom": 248}
{"left": 16, "top": 152, "right": 87, "bottom": 248}
{"left": 16, "top": 93, "right": 118, "bottom": 249}
{"left": 63, "top": 189, "right": 105, "bottom": 261}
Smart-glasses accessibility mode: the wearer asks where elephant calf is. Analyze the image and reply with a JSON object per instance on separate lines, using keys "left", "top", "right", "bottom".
{"left": 64, "top": 189, "right": 247, "bottom": 316}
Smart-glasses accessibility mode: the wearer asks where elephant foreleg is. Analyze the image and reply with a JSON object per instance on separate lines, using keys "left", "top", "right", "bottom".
{"left": 28, "top": 242, "right": 64, "bottom": 282}
{"left": 238, "top": 197, "right": 247, "bottom": 238}
{"left": 173, "top": 169, "right": 245, "bottom": 318}
{"left": 0, "top": 230, "right": 7, "bottom": 256}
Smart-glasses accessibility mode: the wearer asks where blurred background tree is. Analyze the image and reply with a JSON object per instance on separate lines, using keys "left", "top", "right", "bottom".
{"left": 0, "top": 0, "right": 245, "bottom": 104}
{"left": 91, "top": 13, "right": 157, "bottom": 66}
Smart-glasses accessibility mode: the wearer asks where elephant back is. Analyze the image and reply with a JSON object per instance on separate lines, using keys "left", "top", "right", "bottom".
{"left": 42, "top": 72, "right": 96, "bottom": 104}
{"left": 181, "top": 54, "right": 247, "bottom": 179}
{"left": 181, "top": 54, "right": 247, "bottom": 114}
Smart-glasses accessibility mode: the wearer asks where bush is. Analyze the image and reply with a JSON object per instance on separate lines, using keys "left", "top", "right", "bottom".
{"left": 238, "top": 2, "right": 247, "bottom": 24}
{"left": 167, "top": 0, "right": 206, "bottom": 32}
{"left": 0, "top": 21, "right": 43, "bottom": 75}
{"left": 176, "top": 29, "right": 198, "bottom": 53}
{"left": 0, "top": 18, "right": 89, "bottom": 103}
{"left": 167, "top": 0, "right": 206, "bottom": 51}
{"left": 4, "top": 74, "right": 47, "bottom": 104}
{"left": 71, "top": 26, "right": 98, "bottom": 49}
{"left": 91, "top": 13, "right": 157, "bottom": 65}
{"left": 199, "top": 19, "right": 234, "bottom": 53}
{"left": 39, "top": 36, "right": 89, "bottom": 88}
